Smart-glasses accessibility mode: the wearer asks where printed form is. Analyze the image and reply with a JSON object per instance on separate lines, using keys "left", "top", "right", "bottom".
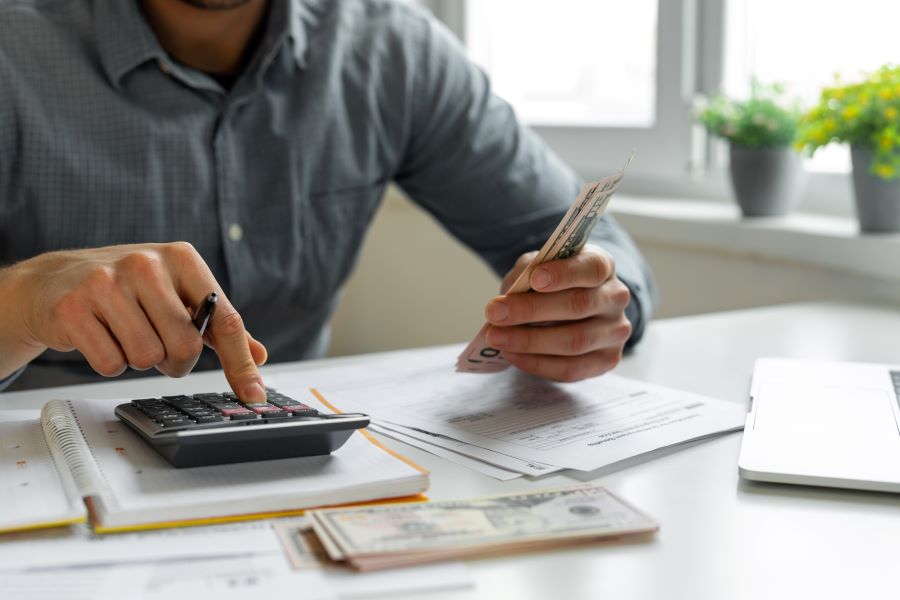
{"left": 306, "top": 351, "right": 746, "bottom": 472}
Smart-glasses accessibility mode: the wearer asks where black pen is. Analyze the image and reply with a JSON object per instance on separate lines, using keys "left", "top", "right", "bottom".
{"left": 192, "top": 292, "right": 218, "bottom": 337}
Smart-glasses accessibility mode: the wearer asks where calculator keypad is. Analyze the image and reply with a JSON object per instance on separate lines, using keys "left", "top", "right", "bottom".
{"left": 130, "top": 391, "right": 319, "bottom": 429}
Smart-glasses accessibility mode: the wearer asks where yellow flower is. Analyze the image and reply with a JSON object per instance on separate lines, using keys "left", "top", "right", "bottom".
{"left": 879, "top": 135, "right": 894, "bottom": 151}
{"left": 879, "top": 87, "right": 894, "bottom": 101}
{"left": 812, "top": 128, "right": 828, "bottom": 144}
{"left": 823, "top": 118, "right": 838, "bottom": 132}
{"left": 874, "top": 163, "right": 895, "bottom": 179}
{"left": 885, "top": 106, "right": 899, "bottom": 121}
{"left": 841, "top": 105, "right": 861, "bottom": 120}
{"left": 831, "top": 88, "right": 846, "bottom": 100}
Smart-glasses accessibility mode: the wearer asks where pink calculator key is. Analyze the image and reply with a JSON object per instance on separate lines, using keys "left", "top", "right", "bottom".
{"left": 247, "top": 404, "right": 281, "bottom": 414}
{"left": 220, "top": 408, "right": 253, "bottom": 416}
{"left": 283, "top": 405, "right": 315, "bottom": 413}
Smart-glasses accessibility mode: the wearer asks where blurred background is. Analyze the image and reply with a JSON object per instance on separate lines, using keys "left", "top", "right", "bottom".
{"left": 329, "top": 0, "right": 900, "bottom": 356}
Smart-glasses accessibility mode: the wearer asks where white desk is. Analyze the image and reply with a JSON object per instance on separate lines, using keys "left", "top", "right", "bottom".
{"left": 3, "top": 302, "right": 899, "bottom": 600}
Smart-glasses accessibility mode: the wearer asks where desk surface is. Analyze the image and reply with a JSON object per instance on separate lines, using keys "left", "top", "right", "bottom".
{"left": 3, "top": 302, "right": 899, "bottom": 600}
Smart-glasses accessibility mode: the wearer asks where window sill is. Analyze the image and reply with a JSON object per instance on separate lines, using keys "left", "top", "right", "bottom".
{"left": 612, "top": 196, "right": 900, "bottom": 281}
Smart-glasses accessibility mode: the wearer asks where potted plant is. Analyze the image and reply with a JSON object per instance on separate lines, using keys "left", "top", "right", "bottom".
{"left": 797, "top": 65, "right": 900, "bottom": 233}
{"left": 698, "top": 82, "right": 803, "bottom": 217}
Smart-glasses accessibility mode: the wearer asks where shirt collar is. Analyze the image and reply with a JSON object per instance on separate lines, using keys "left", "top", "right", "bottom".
{"left": 287, "top": 0, "right": 312, "bottom": 68}
{"left": 94, "top": 0, "right": 310, "bottom": 89}
{"left": 94, "top": 0, "right": 164, "bottom": 88}
{"left": 255, "top": 0, "right": 311, "bottom": 75}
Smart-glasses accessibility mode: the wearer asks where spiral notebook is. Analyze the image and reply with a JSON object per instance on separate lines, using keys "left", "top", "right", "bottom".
{"left": 0, "top": 394, "right": 429, "bottom": 534}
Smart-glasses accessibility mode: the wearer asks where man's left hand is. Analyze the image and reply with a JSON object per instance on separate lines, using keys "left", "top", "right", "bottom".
{"left": 485, "top": 245, "right": 632, "bottom": 382}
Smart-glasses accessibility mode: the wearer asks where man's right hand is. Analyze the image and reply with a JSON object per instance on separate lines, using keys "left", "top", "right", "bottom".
{"left": 0, "top": 242, "right": 268, "bottom": 402}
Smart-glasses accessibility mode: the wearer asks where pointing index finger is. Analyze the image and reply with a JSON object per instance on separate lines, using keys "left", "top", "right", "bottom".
{"left": 168, "top": 243, "right": 268, "bottom": 404}
{"left": 205, "top": 298, "right": 268, "bottom": 404}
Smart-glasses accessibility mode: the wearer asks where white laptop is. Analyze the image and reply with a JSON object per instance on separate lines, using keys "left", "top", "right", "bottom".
{"left": 739, "top": 357, "right": 900, "bottom": 493}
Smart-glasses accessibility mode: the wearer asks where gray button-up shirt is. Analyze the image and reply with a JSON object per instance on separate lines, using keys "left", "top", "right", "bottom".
{"left": 0, "top": 0, "right": 657, "bottom": 390}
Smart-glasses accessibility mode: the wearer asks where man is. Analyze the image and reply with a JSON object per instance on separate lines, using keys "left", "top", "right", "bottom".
{"left": 0, "top": 0, "right": 657, "bottom": 399}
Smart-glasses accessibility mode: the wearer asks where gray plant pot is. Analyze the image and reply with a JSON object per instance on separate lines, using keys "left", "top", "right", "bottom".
{"left": 729, "top": 145, "right": 803, "bottom": 217}
{"left": 850, "top": 146, "right": 900, "bottom": 233}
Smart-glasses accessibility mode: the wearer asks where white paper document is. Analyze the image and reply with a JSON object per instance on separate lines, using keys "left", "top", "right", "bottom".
{"left": 369, "top": 420, "right": 562, "bottom": 477}
{"left": 341, "top": 371, "right": 743, "bottom": 471}
{"left": 274, "top": 347, "right": 745, "bottom": 473}
{"left": 2, "top": 554, "right": 335, "bottom": 600}
{"left": 367, "top": 423, "right": 523, "bottom": 481}
{"left": 0, "top": 519, "right": 284, "bottom": 572}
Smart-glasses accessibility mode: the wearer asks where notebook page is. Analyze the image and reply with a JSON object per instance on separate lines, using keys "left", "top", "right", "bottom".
{"left": 0, "top": 417, "right": 86, "bottom": 533}
{"left": 67, "top": 397, "right": 427, "bottom": 527}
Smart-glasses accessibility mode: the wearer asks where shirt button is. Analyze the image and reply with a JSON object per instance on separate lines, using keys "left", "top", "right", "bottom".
{"left": 227, "top": 223, "right": 243, "bottom": 242}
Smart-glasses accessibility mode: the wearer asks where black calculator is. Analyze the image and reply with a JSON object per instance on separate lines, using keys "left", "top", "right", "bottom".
{"left": 114, "top": 390, "right": 369, "bottom": 468}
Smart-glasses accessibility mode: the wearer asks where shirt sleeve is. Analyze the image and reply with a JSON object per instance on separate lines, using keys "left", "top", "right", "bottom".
{"left": 392, "top": 8, "right": 658, "bottom": 344}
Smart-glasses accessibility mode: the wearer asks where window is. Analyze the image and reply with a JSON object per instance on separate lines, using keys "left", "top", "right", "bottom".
{"left": 423, "top": 0, "right": 699, "bottom": 181}
{"left": 467, "top": 0, "right": 657, "bottom": 128}
{"left": 424, "top": 0, "right": 896, "bottom": 216}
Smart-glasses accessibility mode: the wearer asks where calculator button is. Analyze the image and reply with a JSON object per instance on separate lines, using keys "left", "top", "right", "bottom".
{"left": 204, "top": 401, "right": 242, "bottom": 410}
{"left": 281, "top": 405, "right": 318, "bottom": 416}
{"left": 228, "top": 412, "right": 258, "bottom": 421}
{"left": 157, "top": 413, "right": 188, "bottom": 420}
{"left": 165, "top": 398, "right": 202, "bottom": 406}
{"left": 264, "top": 411, "right": 291, "bottom": 418}
{"left": 154, "top": 413, "right": 182, "bottom": 421}
{"left": 194, "top": 415, "right": 225, "bottom": 423}
{"left": 246, "top": 403, "right": 281, "bottom": 414}
{"left": 183, "top": 409, "right": 216, "bottom": 417}
{"left": 138, "top": 403, "right": 166, "bottom": 411}
{"left": 162, "top": 395, "right": 193, "bottom": 402}
{"left": 131, "top": 399, "right": 159, "bottom": 407}
{"left": 159, "top": 418, "right": 193, "bottom": 426}
{"left": 269, "top": 398, "right": 299, "bottom": 406}
{"left": 220, "top": 408, "right": 253, "bottom": 416}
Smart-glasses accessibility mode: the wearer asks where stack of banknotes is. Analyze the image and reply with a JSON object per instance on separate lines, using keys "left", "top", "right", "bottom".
{"left": 456, "top": 155, "right": 631, "bottom": 373}
{"left": 276, "top": 485, "right": 657, "bottom": 571}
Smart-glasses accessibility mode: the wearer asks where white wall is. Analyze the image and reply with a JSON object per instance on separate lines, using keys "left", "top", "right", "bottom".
{"left": 636, "top": 243, "right": 900, "bottom": 319}
{"left": 329, "top": 187, "right": 499, "bottom": 357}
{"left": 613, "top": 198, "right": 900, "bottom": 319}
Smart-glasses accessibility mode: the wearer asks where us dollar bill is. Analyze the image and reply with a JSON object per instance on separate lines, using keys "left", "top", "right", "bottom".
{"left": 273, "top": 517, "right": 333, "bottom": 570}
{"left": 307, "top": 484, "right": 656, "bottom": 569}
{"left": 456, "top": 155, "right": 633, "bottom": 373}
